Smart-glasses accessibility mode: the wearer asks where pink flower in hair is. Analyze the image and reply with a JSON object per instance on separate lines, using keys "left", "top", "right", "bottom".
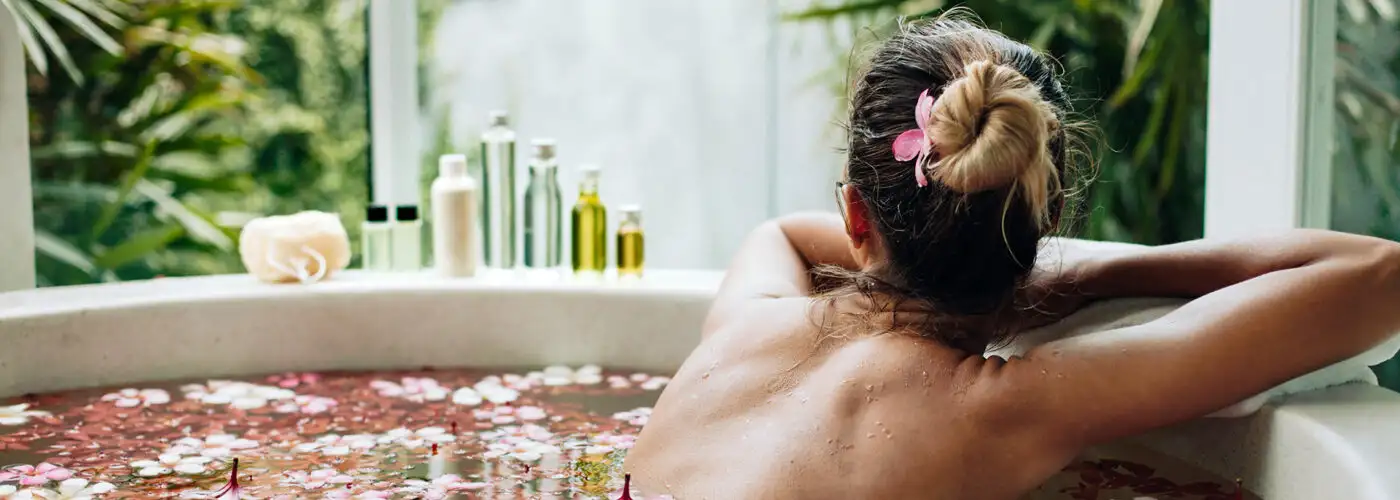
{"left": 892, "top": 89, "right": 937, "bottom": 187}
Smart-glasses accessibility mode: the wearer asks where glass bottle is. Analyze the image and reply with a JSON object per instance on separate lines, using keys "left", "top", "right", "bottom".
{"left": 523, "top": 140, "right": 563, "bottom": 268}
{"left": 616, "top": 205, "right": 644, "bottom": 277}
{"left": 571, "top": 165, "right": 607, "bottom": 274}
{"left": 479, "top": 111, "right": 517, "bottom": 269}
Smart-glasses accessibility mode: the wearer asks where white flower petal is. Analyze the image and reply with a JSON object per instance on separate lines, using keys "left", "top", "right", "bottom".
{"left": 158, "top": 453, "right": 183, "bottom": 465}
{"left": 200, "top": 394, "right": 232, "bottom": 405}
{"left": 227, "top": 439, "right": 258, "bottom": 449}
{"left": 130, "top": 460, "right": 161, "bottom": 468}
{"left": 90, "top": 482, "right": 116, "bottom": 493}
{"left": 231, "top": 397, "right": 266, "bottom": 410}
{"left": 0, "top": 417, "right": 28, "bottom": 425}
{"left": 138, "top": 466, "right": 171, "bottom": 477}
{"left": 322, "top": 446, "right": 350, "bottom": 456}
{"left": 173, "top": 462, "right": 206, "bottom": 475}
{"left": 451, "top": 388, "right": 482, "bottom": 406}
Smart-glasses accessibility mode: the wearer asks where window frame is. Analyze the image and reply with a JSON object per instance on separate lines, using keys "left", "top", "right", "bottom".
{"left": 1204, "top": 0, "right": 1335, "bottom": 238}
{"left": 368, "top": 0, "right": 422, "bottom": 210}
{"left": 0, "top": 6, "right": 35, "bottom": 292}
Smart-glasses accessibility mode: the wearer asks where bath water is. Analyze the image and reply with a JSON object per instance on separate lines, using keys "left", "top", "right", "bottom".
{"left": 0, "top": 367, "right": 1257, "bottom": 499}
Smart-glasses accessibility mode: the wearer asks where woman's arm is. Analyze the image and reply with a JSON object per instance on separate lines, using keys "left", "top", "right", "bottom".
{"left": 703, "top": 213, "right": 856, "bottom": 337}
{"left": 964, "top": 229, "right": 1400, "bottom": 448}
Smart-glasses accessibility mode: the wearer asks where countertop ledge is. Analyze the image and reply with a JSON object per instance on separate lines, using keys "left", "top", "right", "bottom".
{"left": 0, "top": 269, "right": 727, "bottom": 319}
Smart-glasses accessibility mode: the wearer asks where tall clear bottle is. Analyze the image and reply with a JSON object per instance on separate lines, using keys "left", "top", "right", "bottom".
{"left": 571, "top": 165, "right": 607, "bottom": 274}
{"left": 523, "top": 140, "right": 563, "bottom": 268}
{"left": 479, "top": 111, "right": 517, "bottom": 268}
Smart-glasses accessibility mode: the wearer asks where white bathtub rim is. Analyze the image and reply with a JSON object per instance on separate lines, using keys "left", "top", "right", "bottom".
{"left": 2, "top": 272, "right": 1399, "bottom": 499}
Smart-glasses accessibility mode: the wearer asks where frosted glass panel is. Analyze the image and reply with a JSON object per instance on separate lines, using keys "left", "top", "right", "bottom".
{"left": 422, "top": 0, "right": 846, "bottom": 269}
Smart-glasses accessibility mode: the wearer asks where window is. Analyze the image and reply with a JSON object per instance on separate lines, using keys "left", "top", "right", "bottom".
{"left": 10, "top": 0, "right": 370, "bottom": 288}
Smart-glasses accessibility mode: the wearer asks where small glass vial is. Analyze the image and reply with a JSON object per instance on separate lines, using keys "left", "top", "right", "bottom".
{"left": 571, "top": 165, "right": 607, "bottom": 274}
{"left": 616, "top": 205, "right": 644, "bottom": 277}
{"left": 362, "top": 204, "right": 393, "bottom": 271}
{"left": 523, "top": 140, "right": 563, "bottom": 268}
{"left": 392, "top": 205, "right": 423, "bottom": 271}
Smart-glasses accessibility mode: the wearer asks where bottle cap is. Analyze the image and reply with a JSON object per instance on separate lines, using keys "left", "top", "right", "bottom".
{"left": 396, "top": 205, "right": 419, "bottom": 222}
{"left": 488, "top": 110, "right": 509, "bottom": 127}
{"left": 366, "top": 204, "right": 389, "bottom": 223}
{"left": 579, "top": 164, "right": 601, "bottom": 180}
{"left": 531, "top": 139, "right": 557, "bottom": 160}
{"left": 619, "top": 204, "right": 642, "bottom": 225}
{"left": 439, "top": 154, "right": 468, "bottom": 178}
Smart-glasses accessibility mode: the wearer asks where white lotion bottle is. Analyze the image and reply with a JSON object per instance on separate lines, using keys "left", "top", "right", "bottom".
{"left": 432, "top": 154, "right": 479, "bottom": 277}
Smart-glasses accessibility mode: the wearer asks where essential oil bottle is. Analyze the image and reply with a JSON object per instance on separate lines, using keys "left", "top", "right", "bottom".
{"left": 362, "top": 204, "right": 393, "bottom": 271}
{"left": 570, "top": 165, "right": 607, "bottom": 274}
{"left": 523, "top": 140, "right": 563, "bottom": 268}
{"left": 479, "top": 111, "right": 517, "bottom": 269}
{"left": 392, "top": 204, "right": 423, "bottom": 271}
{"left": 616, "top": 205, "right": 644, "bottom": 277}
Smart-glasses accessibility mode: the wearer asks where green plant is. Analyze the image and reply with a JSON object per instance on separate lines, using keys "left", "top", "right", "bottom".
{"left": 791, "top": 0, "right": 1208, "bottom": 245}
{"left": 1, "top": 0, "right": 127, "bottom": 84}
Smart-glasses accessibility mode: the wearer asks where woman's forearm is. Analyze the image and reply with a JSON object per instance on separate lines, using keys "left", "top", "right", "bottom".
{"left": 1078, "top": 229, "right": 1400, "bottom": 300}
{"left": 775, "top": 212, "right": 860, "bottom": 271}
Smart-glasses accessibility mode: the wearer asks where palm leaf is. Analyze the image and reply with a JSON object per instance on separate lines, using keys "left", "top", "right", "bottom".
{"left": 34, "top": 229, "right": 97, "bottom": 274}
{"left": 1, "top": 0, "right": 126, "bottom": 83}
{"left": 94, "top": 224, "right": 185, "bottom": 270}
{"left": 33, "top": 0, "right": 120, "bottom": 53}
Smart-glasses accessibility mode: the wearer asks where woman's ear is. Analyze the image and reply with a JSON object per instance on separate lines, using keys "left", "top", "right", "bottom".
{"left": 843, "top": 184, "right": 871, "bottom": 248}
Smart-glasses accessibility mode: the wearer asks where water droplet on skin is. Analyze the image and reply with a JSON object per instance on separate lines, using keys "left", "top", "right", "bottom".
{"left": 701, "top": 372, "right": 710, "bottom": 380}
{"left": 865, "top": 385, "right": 874, "bottom": 392}
{"left": 867, "top": 433, "right": 875, "bottom": 438}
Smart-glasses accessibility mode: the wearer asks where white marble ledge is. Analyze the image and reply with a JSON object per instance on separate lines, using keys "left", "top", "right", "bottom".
{"left": 0, "top": 269, "right": 727, "bottom": 319}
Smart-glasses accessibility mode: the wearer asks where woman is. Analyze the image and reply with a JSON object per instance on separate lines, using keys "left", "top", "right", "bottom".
{"left": 624, "top": 17, "right": 1400, "bottom": 499}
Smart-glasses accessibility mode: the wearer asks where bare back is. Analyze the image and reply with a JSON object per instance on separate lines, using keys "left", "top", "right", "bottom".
{"left": 627, "top": 298, "right": 1071, "bottom": 500}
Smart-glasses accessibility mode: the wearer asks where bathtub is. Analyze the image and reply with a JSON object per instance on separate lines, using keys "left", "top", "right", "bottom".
{"left": 1, "top": 270, "right": 1398, "bottom": 499}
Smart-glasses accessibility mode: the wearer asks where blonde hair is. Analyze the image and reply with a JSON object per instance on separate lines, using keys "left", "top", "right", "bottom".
{"left": 928, "top": 60, "right": 1062, "bottom": 228}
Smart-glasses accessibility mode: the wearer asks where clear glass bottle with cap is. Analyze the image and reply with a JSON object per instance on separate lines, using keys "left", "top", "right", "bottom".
{"left": 616, "top": 205, "right": 644, "bottom": 277}
{"left": 361, "top": 204, "right": 393, "bottom": 271}
{"left": 479, "top": 111, "right": 517, "bottom": 269}
{"left": 523, "top": 139, "right": 563, "bottom": 268}
{"left": 571, "top": 165, "right": 607, "bottom": 274}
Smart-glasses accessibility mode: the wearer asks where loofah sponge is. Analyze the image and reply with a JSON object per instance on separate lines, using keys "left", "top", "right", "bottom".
{"left": 239, "top": 211, "right": 351, "bottom": 284}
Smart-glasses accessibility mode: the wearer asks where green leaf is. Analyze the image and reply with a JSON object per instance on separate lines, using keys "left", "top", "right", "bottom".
{"left": 30, "top": 140, "right": 140, "bottom": 160}
{"left": 2, "top": 0, "right": 51, "bottom": 76}
{"left": 1108, "top": 38, "right": 1161, "bottom": 108}
{"left": 11, "top": 0, "right": 84, "bottom": 84}
{"left": 34, "top": 229, "right": 96, "bottom": 274}
{"left": 134, "top": 179, "right": 234, "bottom": 250}
{"left": 65, "top": 0, "right": 126, "bottom": 28}
{"left": 1122, "top": 0, "right": 1162, "bottom": 79}
{"left": 90, "top": 141, "right": 155, "bottom": 241}
{"left": 94, "top": 224, "right": 185, "bottom": 270}
{"left": 33, "top": 0, "right": 122, "bottom": 54}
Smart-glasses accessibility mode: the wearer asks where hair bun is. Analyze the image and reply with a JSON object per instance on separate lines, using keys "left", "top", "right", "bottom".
{"left": 928, "top": 60, "right": 1060, "bottom": 226}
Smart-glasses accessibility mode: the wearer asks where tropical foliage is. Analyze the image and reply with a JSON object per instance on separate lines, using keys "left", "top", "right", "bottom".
{"left": 17, "top": 0, "right": 371, "bottom": 285}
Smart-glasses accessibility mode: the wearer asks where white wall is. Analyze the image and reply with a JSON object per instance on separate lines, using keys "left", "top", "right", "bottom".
{"left": 0, "top": 6, "right": 35, "bottom": 292}
{"left": 426, "top": 0, "right": 847, "bottom": 269}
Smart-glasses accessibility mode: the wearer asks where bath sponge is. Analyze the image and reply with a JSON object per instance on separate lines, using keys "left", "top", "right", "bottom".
{"left": 239, "top": 211, "right": 351, "bottom": 284}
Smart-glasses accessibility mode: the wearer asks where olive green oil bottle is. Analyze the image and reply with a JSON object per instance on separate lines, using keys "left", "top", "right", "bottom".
{"left": 571, "top": 165, "right": 607, "bottom": 274}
